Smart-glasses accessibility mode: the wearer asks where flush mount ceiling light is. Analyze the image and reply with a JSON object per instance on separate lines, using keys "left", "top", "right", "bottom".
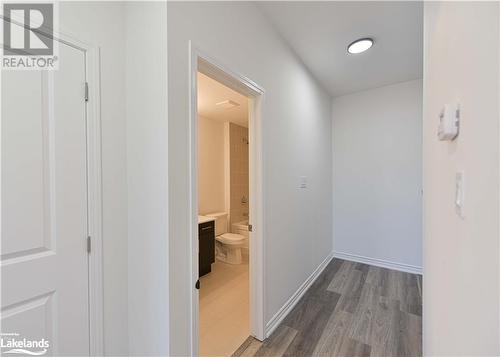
{"left": 347, "top": 38, "right": 374, "bottom": 54}
{"left": 216, "top": 99, "right": 240, "bottom": 109}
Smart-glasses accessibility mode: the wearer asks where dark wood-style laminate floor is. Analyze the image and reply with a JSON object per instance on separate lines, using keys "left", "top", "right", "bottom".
{"left": 233, "top": 258, "right": 422, "bottom": 357}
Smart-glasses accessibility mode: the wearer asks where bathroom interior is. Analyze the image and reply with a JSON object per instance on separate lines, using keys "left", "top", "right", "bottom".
{"left": 197, "top": 72, "right": 251, "bottom": 356}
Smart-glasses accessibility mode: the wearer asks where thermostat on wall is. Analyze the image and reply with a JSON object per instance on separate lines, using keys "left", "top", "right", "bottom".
{"left": 438, "top": 104, "right": 460, "bottom": 141}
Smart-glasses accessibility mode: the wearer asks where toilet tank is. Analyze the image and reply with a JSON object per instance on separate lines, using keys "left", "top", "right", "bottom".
{"left": 232, "top": 220, "right": 250, "bottom": 239}
{"left": 205, "top": 212, "right": 228, "bottom": 236}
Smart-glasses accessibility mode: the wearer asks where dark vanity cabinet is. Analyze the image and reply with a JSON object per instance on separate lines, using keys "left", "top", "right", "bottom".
{"left": 199, "top": 220, "right": 215, "bottom": 277}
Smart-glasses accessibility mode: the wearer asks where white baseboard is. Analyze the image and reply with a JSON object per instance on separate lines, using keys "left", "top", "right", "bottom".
{"left": 333, "top": 251, "right": 422, "bottom": 275}
{"left": 264, "top": 252, "right": 334, "bottom": 338}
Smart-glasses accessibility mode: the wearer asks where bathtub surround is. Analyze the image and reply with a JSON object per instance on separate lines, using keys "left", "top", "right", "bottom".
{"left": 229, "top": 123, "right": 250, "bottom": 227}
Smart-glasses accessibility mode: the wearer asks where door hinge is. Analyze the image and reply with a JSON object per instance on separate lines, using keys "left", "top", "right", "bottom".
{"left": 84, "top": 82, "right": 89, "bottom": 102}
{"left": 87, "top": 236, "right": 91, "bottom": 253}
{"left": 248, "top": 224, "right": 253, "bottom": 232}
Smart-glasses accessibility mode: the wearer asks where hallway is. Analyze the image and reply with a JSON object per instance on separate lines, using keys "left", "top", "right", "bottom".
{"left": 4, "top": 2, "right": 500, "bottom": 356}
{"left": 233, "top": 259, "right": 422, "bottom": 357}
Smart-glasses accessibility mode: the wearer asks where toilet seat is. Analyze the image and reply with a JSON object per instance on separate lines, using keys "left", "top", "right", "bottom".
{"left": 217, "top": 233, "right": 246, "bottom": 245}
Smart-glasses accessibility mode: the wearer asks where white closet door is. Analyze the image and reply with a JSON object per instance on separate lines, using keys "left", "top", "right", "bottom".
{"left": 1, "top": 42, "right": 90, "bottom": 356}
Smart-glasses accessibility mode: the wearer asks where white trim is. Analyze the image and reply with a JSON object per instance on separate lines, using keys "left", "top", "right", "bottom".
{"left": 333, "top": 251, "right": 423, "bottom": 275}
{"left": 188, "top": 43, "right": 199, "bottom": 357}
{"left": 35, "top": 26, "right": 104, "bottom": 356}
{"left": 265, "top": 252, "right": 334, "bottom": 338}
{"left": 248, "top": 94, "right": 266, "bottom": 342}
{"left": 497, "top": 6, "right": 500, "bottom": 350}
{"left": 85, "top": 47, "right": 104, "bottom": 357}
{"left": 188, "top": 42, "right": 266, "bottom": 356}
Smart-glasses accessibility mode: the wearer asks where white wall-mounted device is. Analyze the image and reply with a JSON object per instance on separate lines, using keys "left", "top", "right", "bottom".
{"left": 438, "top": 104, "right": 460, "bottom": 141}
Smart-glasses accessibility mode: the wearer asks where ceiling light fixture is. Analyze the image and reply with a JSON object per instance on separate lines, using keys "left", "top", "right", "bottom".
{"left": 347, "top": 38, "right": 374, "bottom": 54}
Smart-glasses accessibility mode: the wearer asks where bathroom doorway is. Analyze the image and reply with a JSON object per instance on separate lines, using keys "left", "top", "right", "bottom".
{"left": 189, "top": 49, "right": 265, "bottom": 356}
{"left": 197, "top": 72, "right": 250, "bottom": 355}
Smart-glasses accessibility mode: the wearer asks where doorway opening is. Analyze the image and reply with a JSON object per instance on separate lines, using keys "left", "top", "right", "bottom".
{"left": 189, "top": 48, "right": 265, "bottom": 356}
{"left": 197, "top": 72, "right": 250, "bottom": 355}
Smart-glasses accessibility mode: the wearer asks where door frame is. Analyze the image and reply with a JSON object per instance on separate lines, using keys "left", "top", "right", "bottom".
{"left": 188, "top": 42, "right": 266, "bottom": 355}
{"left": 83, "top": 46, "right": 104, "bottom": 357}
{"left": 4, "top": 14, "right": 105, "bottom": 355}
{"left": 51, "top": 33, "right": 104, "bottom": 357}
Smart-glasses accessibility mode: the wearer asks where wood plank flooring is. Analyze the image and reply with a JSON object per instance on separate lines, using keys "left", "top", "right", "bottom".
{"left": 233, "top": 258, "right": 422, "bottom": 357}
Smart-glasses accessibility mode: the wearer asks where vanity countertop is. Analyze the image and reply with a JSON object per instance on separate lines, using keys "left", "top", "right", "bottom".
{"left": 198, "top": 215, "right": 215, "bottom": 224}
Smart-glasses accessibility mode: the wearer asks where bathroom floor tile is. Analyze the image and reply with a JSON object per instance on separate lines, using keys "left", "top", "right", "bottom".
{"left": 200, "top": 260, "right": 249, "bottom": 357}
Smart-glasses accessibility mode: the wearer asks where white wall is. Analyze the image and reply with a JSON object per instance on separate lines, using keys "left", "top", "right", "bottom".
{"left": 332, "top": 79, "right": 423, "bottom": 271}
{"left": 60, "top": 2, "right": 169, "bottom": 355}
{"left": 59, "top": 3, "right": 129, "bottom": 355}
{"left": 423, "top": 2, "right": 500, "bottom": 355}
{"left": 125, "top": 2, "right": 169, "bottom": 356}
{"left": 198, "top": 116, "right": 226, "bottom": 215}
{"left": 168, "top": 3, "right": 332, "bottom": 355}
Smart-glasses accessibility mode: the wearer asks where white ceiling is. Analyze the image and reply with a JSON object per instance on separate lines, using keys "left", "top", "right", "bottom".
{"left": 257, "top": 2, "right": 423, "bottom": 97}
{"left": 198, "top": 72, "right": 249, "bottom": 127}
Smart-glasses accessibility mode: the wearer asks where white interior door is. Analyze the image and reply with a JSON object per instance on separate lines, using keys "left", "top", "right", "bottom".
{"left": 1, "top": 42, "right": 90, "bottom": 356}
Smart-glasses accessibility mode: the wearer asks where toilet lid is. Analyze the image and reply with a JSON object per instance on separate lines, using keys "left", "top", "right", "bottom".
{"left": 218, "top": 233, "right": 246, "bottom": 245}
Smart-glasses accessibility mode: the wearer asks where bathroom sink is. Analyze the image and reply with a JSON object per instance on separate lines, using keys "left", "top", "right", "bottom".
{"left": 198, "top": 215, "right": 215, "bottom": 224}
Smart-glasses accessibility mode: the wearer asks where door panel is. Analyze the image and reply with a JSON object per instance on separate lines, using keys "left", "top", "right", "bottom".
{"left": 1, "top": 42, "right": 89, "bottom": 356}
{"left": 2, "top": 70, "right": 48, "bottom": 257}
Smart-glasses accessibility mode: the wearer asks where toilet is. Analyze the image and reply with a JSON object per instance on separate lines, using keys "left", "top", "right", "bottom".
{"left": 206, "top": 212, "right": 247, "bottom": 264}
